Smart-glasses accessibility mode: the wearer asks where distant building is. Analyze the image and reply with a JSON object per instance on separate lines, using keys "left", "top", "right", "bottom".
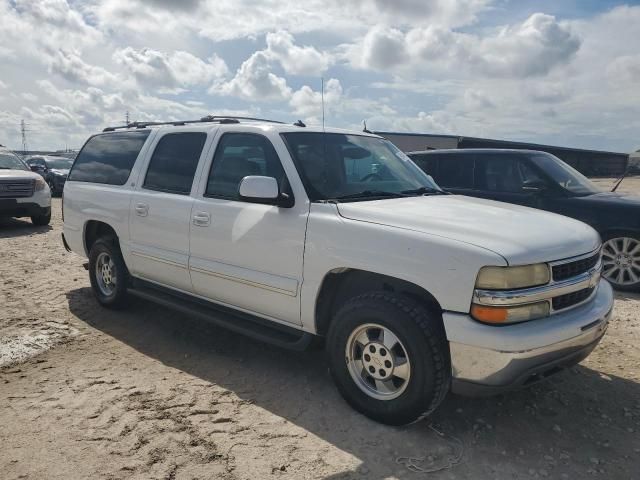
{"left": 376, "top": 132, "right": 630, "bottom": 177}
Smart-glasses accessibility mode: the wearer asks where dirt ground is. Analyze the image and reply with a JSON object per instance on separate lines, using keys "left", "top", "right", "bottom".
{"left": 1, "top": 179, "right": 640, "bottom": 480}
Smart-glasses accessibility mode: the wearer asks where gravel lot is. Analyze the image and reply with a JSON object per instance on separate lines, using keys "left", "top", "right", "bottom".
{"left": 2, "top": 180, "right": 640, "bottom": 480}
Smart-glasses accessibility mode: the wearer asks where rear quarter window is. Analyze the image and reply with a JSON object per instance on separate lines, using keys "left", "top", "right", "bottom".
{"left": 68, "top": 131, "right": 151, "bottom": 185}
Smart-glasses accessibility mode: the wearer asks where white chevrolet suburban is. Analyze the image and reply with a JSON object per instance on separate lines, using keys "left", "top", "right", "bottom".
{"left": 0, "top": 146, "right": 51, "bottom": 225}
{"left": 62, "top": 117, "right": 613, "bottom": 425}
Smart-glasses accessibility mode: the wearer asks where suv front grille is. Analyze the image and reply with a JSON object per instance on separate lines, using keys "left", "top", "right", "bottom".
{"left": 0, "top": 179, "right": 35, "bottom": 198}
{"left": 552, "top": 252, "right": 600, "bottom": 282}
{"left": 552, "top": 287, "right": 595, "bottom": 311}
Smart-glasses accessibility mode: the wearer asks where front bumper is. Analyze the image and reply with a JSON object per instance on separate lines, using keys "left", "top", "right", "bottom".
{"left": 0, "top": 199, "right": 51, "bottom": 218}
{"left": 445, "top": 279, "right": 613, "bottom": 396}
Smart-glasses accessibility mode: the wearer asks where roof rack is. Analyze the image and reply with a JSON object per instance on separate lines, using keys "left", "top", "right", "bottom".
{"left": 102, "top": 115, "right": 286, "bottom": 132}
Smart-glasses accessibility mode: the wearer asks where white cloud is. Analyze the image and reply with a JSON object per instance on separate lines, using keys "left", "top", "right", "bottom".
{"left": 606, "top": 55, "right": 640, "bottom": 86}
{"left": 289, "top": 78, "right": 343, "bottom": 119}
{"left": 265, "top": 31, "right": 331, "bottom": 76}
{"left": 89, "top": 0, "right": 489, "bottom": 42}
{"left": 49, "top": 49, "right": 119, "bottom": 86}
{"left": 215, "top": 51, "right": 292, "bottom": 101}
{"left": 357, "top": 27, "right": 409, "bottom": 70}
{"left": 113, "top": 47, "right": 228, "bottom": 91}
{"left": 350, "top": 13, "right": 581, "bottom": 79}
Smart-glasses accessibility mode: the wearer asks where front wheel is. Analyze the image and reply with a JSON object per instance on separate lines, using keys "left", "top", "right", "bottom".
{"left": 601, "top": 233, "right": 640, "bottom": 291}
{"left": 88, "top": 237, "right": 130, "bottom": 308}
{"left": 327, "top": 292, "right": 450, "bottom": 425}
{"left": 31, "top": 210, "right": 51, "bottom": 226}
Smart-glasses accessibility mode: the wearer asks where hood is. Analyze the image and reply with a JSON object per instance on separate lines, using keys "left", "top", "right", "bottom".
{"left": 50, "top": 168, "right": 70, "bottom": 176}
{"left": 0, "top": 169, "right": 40, "bottom": 180}
{"left": 337, "top": 195, "right": 600, "bottom": 265}
{"left": 576, "top": 191, "right": 640, "bottom": 208}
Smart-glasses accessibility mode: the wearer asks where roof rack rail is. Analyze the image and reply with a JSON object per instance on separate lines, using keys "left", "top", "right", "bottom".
{"left": 102, "top": 115, "right": 285, "bottom": 132}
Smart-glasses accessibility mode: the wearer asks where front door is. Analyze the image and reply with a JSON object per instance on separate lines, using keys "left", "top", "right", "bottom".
{"left": 471, "top": 154, "right": 543, "bottom": 207}
{"left": 189, "top": 131, "right": 308, "bottom": 325}
{"left": 129, "top": 131, "right": 210, "bottom": 292}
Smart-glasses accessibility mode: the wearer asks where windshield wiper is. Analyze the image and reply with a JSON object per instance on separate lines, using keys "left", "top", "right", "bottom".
{"left": 328, "top": 190, "right": 409, "bottom": 201}
{"left": 401, "top": 186, "right": 447, "bottom": 195}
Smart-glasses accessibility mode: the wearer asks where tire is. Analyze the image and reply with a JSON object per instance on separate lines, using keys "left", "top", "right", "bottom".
{"left": 601, "top": 232, "right": 640, "bottom": 291}
{"left": 31, "top": 210, "right": 51, "bottom": 226}
{"left": 327, "top": 292, "right": 450, "bottom": 426}
{"left": 88, "top": 236, "right": 130, "bottom": 308}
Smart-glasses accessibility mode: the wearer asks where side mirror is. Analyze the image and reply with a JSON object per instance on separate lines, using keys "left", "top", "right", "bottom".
{"left": 238, "top": 176, "right": 292, "bottom": 207}
{"left": 522, "top": 179, "right": 547, "bottom": 193}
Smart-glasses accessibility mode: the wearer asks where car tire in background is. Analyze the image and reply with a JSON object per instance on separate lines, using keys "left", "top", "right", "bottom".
{"left": 31, "top": 211, "right": 51, "bottom": 226}
{"left": 326, "top": 292, "right": 450, "bottom": 426}
{"left": 88, "top": 236, "right": 130, "bottom": 308}
{"left": 601, "top": 232, "right": 640, "bottom": 291}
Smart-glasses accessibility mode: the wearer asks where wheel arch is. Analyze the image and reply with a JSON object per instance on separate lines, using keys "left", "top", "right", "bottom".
{"left": 314, "top": 268, "right": 444, "bottom": 337}
{"left": 599, "top": 228, "right": 640, "bottom": 241}
{"left": 83, "top": 220, "right": 119, "bottom": 256}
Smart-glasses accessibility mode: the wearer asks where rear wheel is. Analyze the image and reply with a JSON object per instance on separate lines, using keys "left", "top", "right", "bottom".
{"left": 327, "top": 292, "right": 450, "bottom": 425}
{"left": 88, "top": 236, "right": 129, "bottom": 308}
{"left": 601, "top": 233, "right": 640, "bottom": 291}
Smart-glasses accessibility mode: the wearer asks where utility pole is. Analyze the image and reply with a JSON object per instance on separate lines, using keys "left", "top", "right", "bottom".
{"left": 20, "top": 119, "right": 30, "bottom": 156}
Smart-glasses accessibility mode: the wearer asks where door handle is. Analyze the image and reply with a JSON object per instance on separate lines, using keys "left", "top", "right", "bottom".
{"left": 134, "top": 203, "right": 149, "bottom": 217}
{"left": 192, "top": 212, "right": 210, "bottom": 227}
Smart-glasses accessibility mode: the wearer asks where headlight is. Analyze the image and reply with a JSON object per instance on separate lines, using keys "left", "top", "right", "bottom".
{"left": 34, "top": 177, "right": 47, "bottom": 191}
{"left": 471, "top": 301, "right": 550, "bottom": 324}
{"left": 475, "top": 264, "right": 550, "bottom": 290}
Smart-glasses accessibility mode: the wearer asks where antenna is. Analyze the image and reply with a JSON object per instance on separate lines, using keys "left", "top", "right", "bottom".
{"left": 321, "top": 77, "right": 325, "bottom": 132}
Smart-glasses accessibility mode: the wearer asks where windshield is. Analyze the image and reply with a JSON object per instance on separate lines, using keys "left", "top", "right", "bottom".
{"left": 529, "top": 153, "right": 600, "bottom": 195}
{"left": 47, "top": 158, "right": 73, "bottom": 169}
{"left": 0, "top": 152, "right": 28, "bottom": 171}
{"left": 281, "top": 133, "right": 442, "bottom": 201}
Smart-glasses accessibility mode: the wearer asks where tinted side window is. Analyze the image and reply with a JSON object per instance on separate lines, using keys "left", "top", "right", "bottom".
{"left": 437, "top": 154, "right": 474, "bottom": 189}
{"left": 206, "top": 133, "right": 287, "bottom": 200}
{"left": 409, "top": 154, "right": 439, "bottom": 176}
{"left": 68, "top": 131, "right": 150, "bottom": 185}
{"left": 143, "top": 132, "right": 207, "bottom": 195}
{"left": 475, "top": 155, "right": 530, "bottom": 193}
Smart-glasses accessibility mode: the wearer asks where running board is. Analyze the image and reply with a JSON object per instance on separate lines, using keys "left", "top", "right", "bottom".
{"left": 128, "top": 282, "right": 314, "bottom": 351}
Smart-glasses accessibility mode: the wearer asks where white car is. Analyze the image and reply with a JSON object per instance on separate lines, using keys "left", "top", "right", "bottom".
{"left": 62, "top": 117, "right": 613, "bottom": 425}
{"left": 0, "top": 146, "right": 51, "bottom": 225}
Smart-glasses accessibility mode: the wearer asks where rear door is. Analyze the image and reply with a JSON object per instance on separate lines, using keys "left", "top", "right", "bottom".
{"left": 128, "top": 130, "right": 212, "bottom": 292}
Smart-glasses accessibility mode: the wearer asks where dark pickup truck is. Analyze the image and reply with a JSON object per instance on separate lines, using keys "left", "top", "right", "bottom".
{"left": 408, "top": 148, "right": 640, "bottom": 291}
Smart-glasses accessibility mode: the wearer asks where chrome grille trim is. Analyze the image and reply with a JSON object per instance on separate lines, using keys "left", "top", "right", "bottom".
{"left": 0, "top": 179, "right": 35, "bottom": 198}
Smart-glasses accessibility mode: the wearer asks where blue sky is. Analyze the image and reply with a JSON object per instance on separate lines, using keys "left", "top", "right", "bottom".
{"left": 0, "top": 0, "right": 639, "bottom": 153}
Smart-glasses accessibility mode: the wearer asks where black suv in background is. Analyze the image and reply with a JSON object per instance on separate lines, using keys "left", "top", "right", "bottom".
{"left": 408, "top": 149, "right": 640, "bottom": 291}
{"left": 26, "top": 155, "right": 73, "bottom": 196}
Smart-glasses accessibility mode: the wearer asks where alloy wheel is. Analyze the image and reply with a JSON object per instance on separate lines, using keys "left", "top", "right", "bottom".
{"left": 602, "top": 237, "right": 640, "bottom": 286}
{"left": 95, "top": 252, "right": 117, "bottom": 296}
{"left": 345, "top": 323, "right": 411, "bottom": 400}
